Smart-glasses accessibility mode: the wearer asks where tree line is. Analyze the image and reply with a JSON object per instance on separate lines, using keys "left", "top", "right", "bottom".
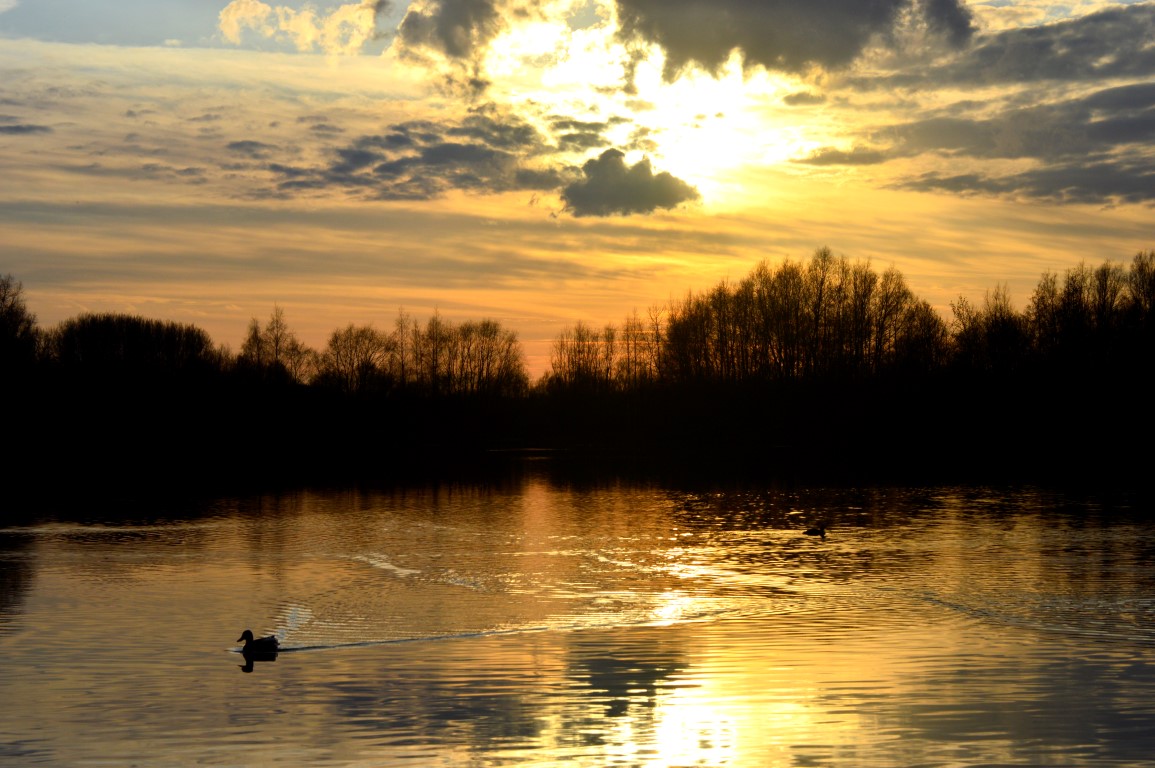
{"left": 3, "top": 246, "right": 1152, "bottom": 490}
{"left": 238, "top": 307, "right": 528, "bottom": 397}
{"left": 543, "top": 247, "right": 1154, "bottom": 391}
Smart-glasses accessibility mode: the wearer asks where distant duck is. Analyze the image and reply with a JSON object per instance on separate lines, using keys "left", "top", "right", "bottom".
{"left": 804, "top": 524, "right": 827, "bottom": 539}
{"left": 236, "top": 629, "right": 279, "bottom": 655}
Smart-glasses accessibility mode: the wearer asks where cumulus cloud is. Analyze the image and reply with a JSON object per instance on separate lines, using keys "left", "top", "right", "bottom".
{"left": 219, "top": 0, "right": 389, "bottom": 55}
{"left": 397, "top": 0, "right": 505, "bottom": 60}
{"left": 560, "top": 148, "right": 699, "bottom": 217}
{"left": 614, "top": 0, "right": 975, "bottom": 80}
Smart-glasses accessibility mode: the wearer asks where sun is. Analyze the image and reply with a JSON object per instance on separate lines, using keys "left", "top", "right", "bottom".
{"left": 616, "top": 55, "right": 812, "bottom": 205}
{"left": 477, "top": 5, "right": 827, "bottom": 209}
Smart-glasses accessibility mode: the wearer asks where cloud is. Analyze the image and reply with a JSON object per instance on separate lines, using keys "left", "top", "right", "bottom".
{"left": 782, "top": 91, "right": 825, "bottom": 106}
{"left": 560, "top": 148, "right": 699, "bottom": 216}
{"left": 799, "top": 3, "right": 1155, "bottom": 206}
{"left": 0, "top": 123, "right": 52, "bottom": 135}
{"left": 795, "top": 146, "right": 887, "bottom": 166}
{"left": 394, "top": 0, "right": 549, "bottom": 96}
{"left": 886, "top": 82, "right": 1155, "bottom": 162}
{"left": 614, "top": 0, "right": 975, "bottom": 80}
{"left": 227, "top": 140, "right": 279, "bottom": 159}
{"left": 397, "top": 0, "right": 505, "bottom": 60}
{"left": 252, "top": 109, "right": 694, "bottom": 216}
{"left": 219, "top": 0, "right": 389, "bottom": 55}
{"left": 878, "top": 81, "right": 1155, "bottom": 205}
{"left": 868, "top": 3, "right": 1155, "bottom": 88}
{"left": 896, "top": 159, "right": 1155, "bottom": 206}
{"left": 549, "top": 116, "right": 625, "bottom": 152}
{"left": 259, "top": 105, "right": 576, "bottom": 201}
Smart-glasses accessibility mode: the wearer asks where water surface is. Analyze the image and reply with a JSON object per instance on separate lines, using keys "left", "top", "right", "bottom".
{"left": 2, "top": 475, "right": 1152, "bottom": 766}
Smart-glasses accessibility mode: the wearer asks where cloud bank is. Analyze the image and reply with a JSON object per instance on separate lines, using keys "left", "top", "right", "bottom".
{"left": 614, "top": 0, "right": 975, "bottom": 80}
{"left": 798, "top": 4, "right": 1155, "bottom": 206}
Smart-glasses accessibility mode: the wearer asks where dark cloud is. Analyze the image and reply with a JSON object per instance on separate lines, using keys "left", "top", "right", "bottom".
{"left": 227, "top": 140, "right": 278, "bottom": 159}
{"left": 549, "top": 116, "right": 623, "bottom": 153}
{"left": 614, "top": 0, "right": 974, "bottom": 80}
{"left": 896, "top": 159, "right": 1155, "bottom": 206}
{"left": 396, "top": 0, "right": 540, "bottom": 94}
{"left": 872, "top": 4, "right": 1155, "bottom": 88}
{"left": 922, "top": 0, "right": 974, "bottom": 47}
{"left": 878, "top": 80, "right": 1155, "bottom": 205}
{"left": 0, "top": 124, "right": 53, "bottom": 135}
{"left": 398, "top": 0, "right": 505, "bottom": 61}
{"left": 795, "top": 146, "right": 888, "bottom": 166}
{"left": 259, "top": 111, "right": 695, "bottom": 215}
{"left": 298, "top": 115, "right": 345, "bottom": 136}
{"left": 783, "top": 91, "right": 825, "bottom": 106}
{"left": 263, "top": 107, "right": 575, "bottom": 202}
{"left": 789, "top": 3, "right": 1155, "bottom": 206}
{"left": 886, "top": 82, "right": 1155, "bottom": 162}
{"left": 561, "top": 148, "right": 699, "bottom": 217}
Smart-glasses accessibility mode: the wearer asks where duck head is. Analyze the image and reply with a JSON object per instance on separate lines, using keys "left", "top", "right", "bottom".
{"left": 237, "top": 629, "right": 256, "bottom": 643}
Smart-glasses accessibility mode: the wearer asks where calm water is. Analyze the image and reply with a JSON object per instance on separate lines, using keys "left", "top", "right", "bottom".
{"left": 2, "top": 470, "right": 1153, "bottom": 766}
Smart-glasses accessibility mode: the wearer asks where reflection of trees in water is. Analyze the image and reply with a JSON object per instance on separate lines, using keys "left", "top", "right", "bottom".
{"left": 0, "top": 535, "right": 34, "bottom": 634}
{"left": 312, "top": 666, "right": 546, "bottom": 750}
{"left": 878, "top": 651, "right": 1155, "bottom": 764}
{"left": 295, "top": 630, "right": 693, "bottom": 759}
{"left": 564, "top": 630, "right": 690, "bottom": 739}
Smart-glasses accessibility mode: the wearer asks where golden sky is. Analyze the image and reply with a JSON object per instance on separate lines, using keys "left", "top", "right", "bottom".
{"left": 2, "top": 0, "right": 1153, "bottom": 375}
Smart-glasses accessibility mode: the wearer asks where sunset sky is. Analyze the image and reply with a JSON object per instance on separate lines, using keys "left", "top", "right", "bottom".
{"left": 2, "top": 0, "right": 1153, "bottom": 375}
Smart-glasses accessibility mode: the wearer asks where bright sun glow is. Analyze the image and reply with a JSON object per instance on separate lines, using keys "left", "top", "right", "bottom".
{"left": 629, "top": 55, "right": 803, "bottom": 202}
{"left": 485, "top": 12, "right": 824, "bottom": 209}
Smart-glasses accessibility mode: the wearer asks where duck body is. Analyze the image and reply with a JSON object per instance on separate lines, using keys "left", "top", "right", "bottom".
{"left": 804, "top": 524, "right": 827, "bottom": 538}
{"left": 237, "top": 629, "right": 279, "bottom": 655}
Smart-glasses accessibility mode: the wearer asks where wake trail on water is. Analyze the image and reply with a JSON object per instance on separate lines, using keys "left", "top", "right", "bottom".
{"left": 227, "top": 603, "right": 749, "bottom": 655}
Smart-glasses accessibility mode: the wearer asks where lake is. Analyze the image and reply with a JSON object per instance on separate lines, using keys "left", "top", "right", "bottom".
{"left": 2, "top": 465, "right": 1153, "bottom": 766}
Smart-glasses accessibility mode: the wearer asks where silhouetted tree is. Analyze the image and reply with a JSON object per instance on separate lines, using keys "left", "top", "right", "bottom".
{"left": 0, "top": 274, "right": 37, "bottom": 374}
{"left": 46, "top": 313, "right": 218, "bottom": 378}
{"left": 240, "top": 306, "right": 317, "bottom": 382}
{"left": 316, "top": 323, "right": 391, "bottom": 395}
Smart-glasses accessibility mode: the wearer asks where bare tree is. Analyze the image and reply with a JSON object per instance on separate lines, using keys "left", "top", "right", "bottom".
{"left": 0, "top": 274, "right": 38, "bottom": 370}
{"left": 240, "top": 306, "right": 317, "bottom": 382}
{"left": 318, "top": 323, "right": 390, "bottom": 395}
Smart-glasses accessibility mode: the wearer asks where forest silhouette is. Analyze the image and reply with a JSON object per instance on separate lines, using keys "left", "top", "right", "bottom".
{"left": 3, "top": 247, "right": 1152, "bottom": 494}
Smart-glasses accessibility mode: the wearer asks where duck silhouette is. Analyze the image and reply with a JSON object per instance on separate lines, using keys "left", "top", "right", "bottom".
{"left": 236, "top": 629, "right": 279, "bottom": 655}
{"left": 804, "top": 523, "right": 827, "bottom": 538}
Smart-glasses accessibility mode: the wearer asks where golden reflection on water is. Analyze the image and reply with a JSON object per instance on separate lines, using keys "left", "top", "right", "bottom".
{"left": 1, "top": 482, "right": 1153, "bottom": 766}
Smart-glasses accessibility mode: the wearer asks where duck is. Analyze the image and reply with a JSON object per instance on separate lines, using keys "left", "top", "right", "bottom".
{"left": 804, "top": 523, "right": 827, "bottom": 538}
{"left": 236, "top": 629, "right": 279, "bottom": 654}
